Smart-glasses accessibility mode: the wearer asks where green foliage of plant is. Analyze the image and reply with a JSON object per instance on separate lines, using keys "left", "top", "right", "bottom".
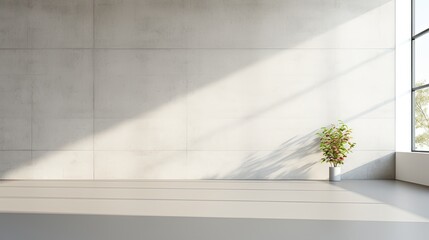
{"left": 317, "top": 121, "right": 356, "bottom": 167}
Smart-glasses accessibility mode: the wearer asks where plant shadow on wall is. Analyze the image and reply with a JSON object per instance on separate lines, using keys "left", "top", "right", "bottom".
{"left": 0, "top": 0, "right": 394, "bottom": 179}
{"left": 210, "top": 126, "right": 394, "bottom": 180}
{"left": 190, "top": 46, "right": 395, "bottom": 180}
{"left": 211, "top": 131, "right": 321, "bottom": 179}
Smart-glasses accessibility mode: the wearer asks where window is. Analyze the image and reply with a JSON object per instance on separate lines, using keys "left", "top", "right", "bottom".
{"left": 412, "top": 0, "right": 429, "bottom": 151}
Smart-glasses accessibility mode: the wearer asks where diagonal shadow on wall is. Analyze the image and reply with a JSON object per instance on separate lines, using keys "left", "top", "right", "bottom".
{"left": 0, "top": 0, "right": 395, "bottom": 179}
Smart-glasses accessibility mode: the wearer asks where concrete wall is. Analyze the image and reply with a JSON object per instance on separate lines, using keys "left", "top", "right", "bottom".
{"left": 395, "top": 0, "right": 411, "bottom": 152}
{"left": 0, "top": 0, "right": 395, "bottom": 179}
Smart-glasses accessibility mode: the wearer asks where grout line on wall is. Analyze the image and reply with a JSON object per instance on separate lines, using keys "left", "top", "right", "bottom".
{"left": 27, "top": 0, "right": 32, "bottom": 164}
{"left": 92, "top": 0, "right": 96, "bottom": 180}
{"left": 0, "top": 196, "right": 383, "bottom": 205}
{"left": 30, "top": 76, "right": 33, "bottom": 164}
{"left": 92, "top": 0, "right": 95, "bottom": 49}
{"left": 26, "top": 0, "right": 29, "bottom": 49}
{"left": 0, "top": 47, "right": 396, "bottom": 50}
{"left": 3, "top": 149, "right": 392, "bottom": 152}
{"left": 0, "top": 187, "right": 349, "bottom": 192}
{"left": 185, "top": 50, "right": 189, "bottom": 174}
{"left": 0, "top": 150, "right": 96, "bottom": 152}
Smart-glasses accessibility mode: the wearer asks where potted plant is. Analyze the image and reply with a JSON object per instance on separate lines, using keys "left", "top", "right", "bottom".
{"left": 317, "top": 120, "right": 356, "bottom": 181}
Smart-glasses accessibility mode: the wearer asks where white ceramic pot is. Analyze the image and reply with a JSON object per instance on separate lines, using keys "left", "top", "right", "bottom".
{"left": 329, "top": 167, "right": 341, "bottom": 182}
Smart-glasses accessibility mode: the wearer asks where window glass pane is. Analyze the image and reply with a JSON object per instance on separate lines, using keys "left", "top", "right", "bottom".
{"left": 414, "top": 33, "right": 429, "bottom": 87}
{"left": 415, "top": 0, "right": 429, "bottom": 34}
{"left": 414, "top": 88, "right": 429, "bottom": 150}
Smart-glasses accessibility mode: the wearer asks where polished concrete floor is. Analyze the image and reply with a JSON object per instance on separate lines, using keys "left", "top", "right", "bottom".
{"left": 0, "top": 180, "right": 428, "bottom": 240}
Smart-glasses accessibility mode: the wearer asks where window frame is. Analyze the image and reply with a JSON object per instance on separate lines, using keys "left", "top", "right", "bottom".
{"left": 412, "top": 0, "right": 429, "bottom": 151}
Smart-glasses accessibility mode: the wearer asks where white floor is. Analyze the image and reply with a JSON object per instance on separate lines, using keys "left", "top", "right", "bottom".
{"left": 0, "top": 180, "right": 428, "bottom": 240}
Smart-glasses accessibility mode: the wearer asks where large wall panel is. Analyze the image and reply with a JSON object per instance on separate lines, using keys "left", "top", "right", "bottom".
{"left": 0, "top": 0, "right": 395, "bottom": 179}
